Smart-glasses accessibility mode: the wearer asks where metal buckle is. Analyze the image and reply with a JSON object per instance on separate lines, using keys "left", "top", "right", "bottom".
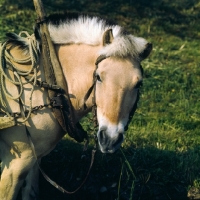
{"left": 50, "top": 94, "right": 63, "bottom": 108}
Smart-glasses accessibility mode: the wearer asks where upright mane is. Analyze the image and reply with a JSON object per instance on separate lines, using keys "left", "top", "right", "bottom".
{"left": 47, "top": 14, "right": 148, "bottom": 59}
{"left": 5, "top": 13, "right": 149, "bottom": 60}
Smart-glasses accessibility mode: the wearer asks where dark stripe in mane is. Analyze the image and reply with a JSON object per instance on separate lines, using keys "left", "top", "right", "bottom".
{"left": 45, "top": 12, "right": 118, "bottom": 27}
{"left": 34, "top": 12, "right": 127, "bottom": 46}
{"left": 46, "top": 12, "right": 84, "bottom": 25}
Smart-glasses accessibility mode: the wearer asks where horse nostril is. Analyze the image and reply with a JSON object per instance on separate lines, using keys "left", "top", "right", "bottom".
{"left": 114, "top": 133, "right": 124, "bottom": 148}
{"left": 99, "top": 129, "right": 105, "bottom": 140}
{"left": 98, "top": 129, "right": 108, "bottom": 146}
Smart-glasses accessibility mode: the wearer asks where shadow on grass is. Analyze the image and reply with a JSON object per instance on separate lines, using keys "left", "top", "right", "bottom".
{"left": 37, "top": 138, "right": 200, "bottom": 200}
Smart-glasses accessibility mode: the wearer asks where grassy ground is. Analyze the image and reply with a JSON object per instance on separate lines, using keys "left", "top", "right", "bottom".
{"left": 1, "top": 0, "right": 200, "bottom": 199}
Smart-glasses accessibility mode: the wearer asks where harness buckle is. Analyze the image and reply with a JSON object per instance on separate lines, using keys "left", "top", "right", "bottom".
{"left": 50, "top": 94, "right": 63, "bottom": 108}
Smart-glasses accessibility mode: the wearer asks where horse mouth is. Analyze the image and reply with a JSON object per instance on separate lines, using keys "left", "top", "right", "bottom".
{"left": 98, "top": 130, "right": 124, "bottom": 154}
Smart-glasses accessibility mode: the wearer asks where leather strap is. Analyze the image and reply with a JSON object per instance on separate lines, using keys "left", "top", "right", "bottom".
{"left": 83, "top": 55, "right": 108, "bottom": 110}
{"left": 33, "top": 0, "right": 87, "bottom": 142}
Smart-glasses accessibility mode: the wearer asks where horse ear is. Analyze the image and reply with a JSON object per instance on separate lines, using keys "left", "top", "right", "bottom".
{"left": 102, "top": 29, "right": 114, "bottom": 46}
{"left": 139, "top": 43, "right": 153, "bottom": 60}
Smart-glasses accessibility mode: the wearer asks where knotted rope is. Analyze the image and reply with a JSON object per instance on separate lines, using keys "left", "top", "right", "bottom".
{"left": 0, "top": 31, "right": 40, "bottom": 123}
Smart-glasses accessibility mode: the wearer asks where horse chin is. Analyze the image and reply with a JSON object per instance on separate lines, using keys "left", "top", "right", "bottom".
{"left": 98, "top": 142, "right": 122, "bottom": 154}
{"left": 99, "top": 147, "right": 116, "bottom": 154}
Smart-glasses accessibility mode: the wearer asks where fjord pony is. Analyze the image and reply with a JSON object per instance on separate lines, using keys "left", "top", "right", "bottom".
{"left": 0, "top": 14, "right": 152, "bottom": 199}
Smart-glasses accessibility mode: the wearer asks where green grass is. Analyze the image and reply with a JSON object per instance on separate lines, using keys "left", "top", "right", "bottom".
{"left": 1, "top": 0, "right": 200, "bottom": 199}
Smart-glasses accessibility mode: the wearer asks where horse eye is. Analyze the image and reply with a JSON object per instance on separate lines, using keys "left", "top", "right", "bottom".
{"left": 96, "top": 74, "right": 102, "bottom": 82}
{"left": 135, "top": 80, "right": 143, "bottom": 89}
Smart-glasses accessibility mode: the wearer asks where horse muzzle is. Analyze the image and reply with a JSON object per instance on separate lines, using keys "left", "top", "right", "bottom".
{"left": 97, "top": 128, "right": 124, "bottom": 153}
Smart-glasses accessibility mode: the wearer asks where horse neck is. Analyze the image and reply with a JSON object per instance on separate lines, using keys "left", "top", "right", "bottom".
{"left": 56, "top": 43, "right": 102, "bottom": 121}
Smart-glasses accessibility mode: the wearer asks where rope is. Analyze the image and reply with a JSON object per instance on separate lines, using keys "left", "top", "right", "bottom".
{"left": 0, "top": 31, "right": 40, "bottom": 123}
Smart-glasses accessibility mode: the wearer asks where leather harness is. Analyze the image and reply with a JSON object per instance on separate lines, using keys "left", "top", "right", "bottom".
{"left": 33, "top": 0, "right": 88, "bottom": 143}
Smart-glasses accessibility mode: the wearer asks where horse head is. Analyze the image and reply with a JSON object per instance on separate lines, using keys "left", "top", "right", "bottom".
{"left": 94, "top": 29, "right": 152, "bottom": 153}
{"left": 51, "top": 15, "right": 152, "bottom": 153}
